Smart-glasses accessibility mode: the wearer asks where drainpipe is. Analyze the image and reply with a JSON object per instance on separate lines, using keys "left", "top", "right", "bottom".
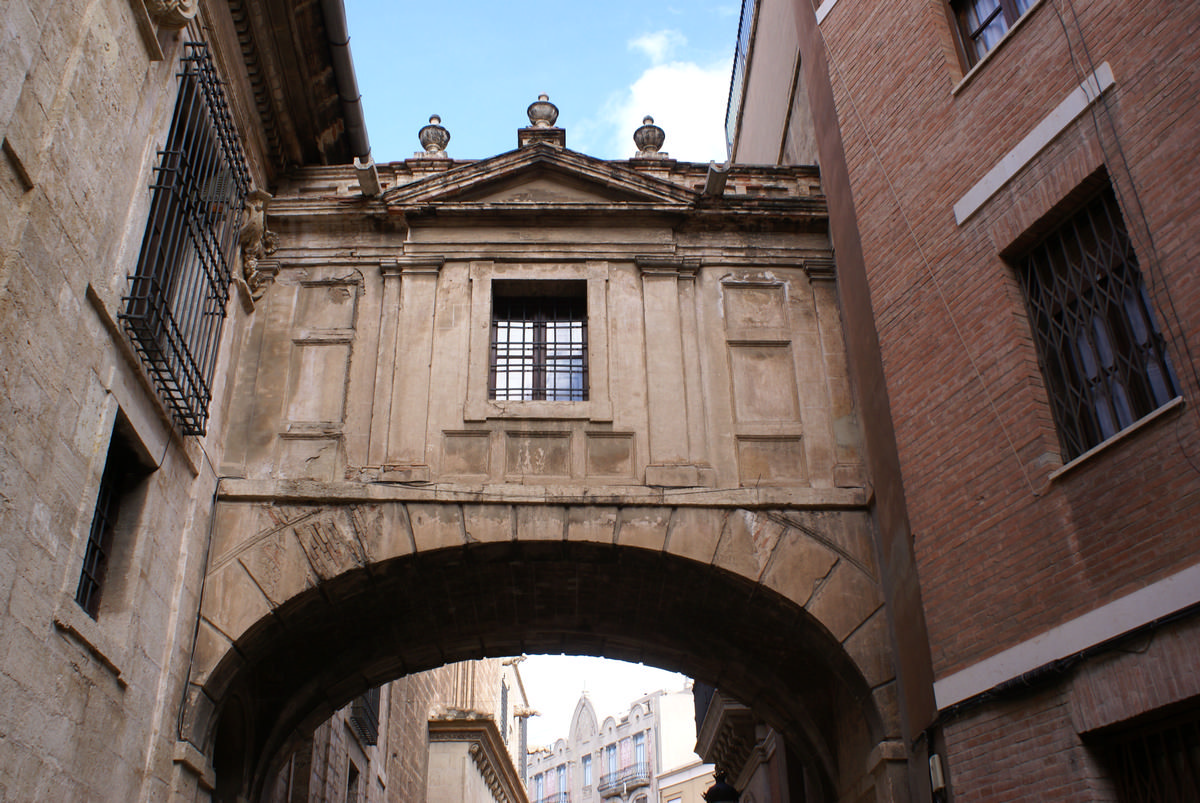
{"left": 321, "top": 0, "right": 381, "bottom": 196}
{"left": 702, "top": 159, "right": 730, "bottom": 197}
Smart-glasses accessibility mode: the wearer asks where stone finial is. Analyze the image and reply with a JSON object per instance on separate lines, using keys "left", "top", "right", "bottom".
{"left": 419, "top": 115, "right": 450, "bottom": 154}
{"left": 634, "top": 115, "right": 666, "bottom": 157}
{"left": 527, "top": 94, "right": 559, "bottom": 128}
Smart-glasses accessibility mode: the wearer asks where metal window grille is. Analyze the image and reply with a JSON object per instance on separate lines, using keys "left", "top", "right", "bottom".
{"left": 1019, "top": 186, "right": 1179, "bottom": 460}
{"left": 490, "top": 294, "right": 588, "bottom": 401}
{"left": 724, "top": 0, "right": 757, "bottom": 156}
{"left": 1104, "top": 712, "right": 1200, "bottom": 802}
{"left": 75, "top": 434, "right": 143, "bottom": 618}
{"left": 350, "top": 686, "right": 381, "bottom": 745}
{"left": 120, "top": 42, "right": 250, "bottom": 436}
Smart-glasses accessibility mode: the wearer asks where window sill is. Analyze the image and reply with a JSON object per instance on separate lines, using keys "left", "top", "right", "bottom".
{"left": 52, "top": 597, "right": 129, "bottom": 688}
{"left": 466, "top": 399, "right": 612, "bottom": 423}
{"left": 952, "top": 0, "right": 1049, "bottom": 96}
{"left": 1048, "top": 396, "right": 1185, "bottom": 483}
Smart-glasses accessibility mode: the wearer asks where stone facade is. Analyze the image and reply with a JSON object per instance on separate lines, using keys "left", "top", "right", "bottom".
{"left": 728, "top": 0, "right": 1200, "bottom": 800}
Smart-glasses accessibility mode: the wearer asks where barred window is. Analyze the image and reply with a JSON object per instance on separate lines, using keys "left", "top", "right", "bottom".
{"left": 490, "top": 281, "right": 588, "bottom": 401}
{"left": 1018, "top": 185, "right": 1179, "bottom": 460}
{"left": 76, "top": 419, "right": 151, "bottom": 619}
{"left": 951, "top": 0, "right": 1032, "bottom": 66}
{"left": 349, "top": 686, "right": 380, "bottom": 745}
{"left": 120, "top": 42, "right": 250, "bottom": 436}
{"left": 1098, "top": 707, "right": 1200, "bottom": 803}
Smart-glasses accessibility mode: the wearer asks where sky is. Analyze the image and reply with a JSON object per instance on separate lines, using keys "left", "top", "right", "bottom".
{"left": 341, "top": 0, "right": 731, "bottom": 753}
{"left": 517, "top": 655, "right": 691, "bottom": 748}
{"left": 343, "top": 0, "right": 739, "bottom": 163}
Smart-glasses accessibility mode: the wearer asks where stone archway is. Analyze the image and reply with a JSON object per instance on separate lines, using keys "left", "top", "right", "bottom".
{"left": 178, "top": 497, "right": 904, "bottom": 802}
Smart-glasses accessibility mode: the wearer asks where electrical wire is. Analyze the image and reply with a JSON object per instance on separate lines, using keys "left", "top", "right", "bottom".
{"left": 813, "top": 18, "right": 1042, "bottom": 497}
{"left": 1049, "top": 0, "right": 1200, "bottom": 477}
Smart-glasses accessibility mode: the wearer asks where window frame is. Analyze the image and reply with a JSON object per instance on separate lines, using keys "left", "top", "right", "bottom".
{"left": 465, "top": 262, "right": 612, "bottom": 422}
{"left": 1016, "top": 185, "right": 1180, "bottom": 461}
{"left": 951, "top": 0, "right": 1033, "bottom": 67}
{"left": 489, "top": 285, "right": 589, "bottom": 402}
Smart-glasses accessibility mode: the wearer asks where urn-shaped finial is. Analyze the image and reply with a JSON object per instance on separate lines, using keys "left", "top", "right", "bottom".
{"left": 419, "top": 114, "right": 450, "bottom": 153}
{"left": 527, "top": 94, "right": 559, "bottom": 128}
{"left": 634, "top": 115, "right": 666, "bottom": 156}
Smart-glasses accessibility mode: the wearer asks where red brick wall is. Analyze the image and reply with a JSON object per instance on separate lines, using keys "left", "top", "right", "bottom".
{"left": 817, "top": 0, "right": 1200, "bottom": 677}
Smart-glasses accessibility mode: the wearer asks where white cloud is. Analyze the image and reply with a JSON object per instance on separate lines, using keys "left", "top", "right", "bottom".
{"left": 628, "top": 29, "right": 687, "bottom": 65}
{"left": 602, "top": 57, "right": 732, "bottom": 163}
{"left": 519, "top": 655, "right": 689, "bottom": 748}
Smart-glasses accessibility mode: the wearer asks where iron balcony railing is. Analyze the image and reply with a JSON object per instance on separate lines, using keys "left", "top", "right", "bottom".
{"left": 597, "top": 763, "right": 651, "bottom": 797}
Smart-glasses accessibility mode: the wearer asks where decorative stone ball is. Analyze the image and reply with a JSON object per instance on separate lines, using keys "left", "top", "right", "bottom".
{"left": 527, "top": 94, "right": 559, "bottom": 128}
{"left": 419, "top": 114, "right": 450, "bottom": 153}
{"left": 633, "top": 115, "right": 665, "bottom": 154}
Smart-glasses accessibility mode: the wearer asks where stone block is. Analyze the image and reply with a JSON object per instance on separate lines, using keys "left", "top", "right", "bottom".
{"left": 408, "top": 503, "right": 466, "bottom": 552}
{"left": 566, "top": 505, "right": 619, "bottom": 544}
{"left": 462, "top": 504, "right": 514, "bottom": 543}
{"left": 615, "top": 507, "right": 671, "bottom": 550}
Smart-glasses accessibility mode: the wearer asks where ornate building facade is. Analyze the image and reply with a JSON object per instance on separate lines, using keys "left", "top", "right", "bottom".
{"left": 526, "top": 687, "right": 705, "bottom": 803}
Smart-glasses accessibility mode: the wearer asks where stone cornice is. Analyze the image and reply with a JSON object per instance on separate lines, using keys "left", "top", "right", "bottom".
{"left": 215, "top": 478, "right": 869, "bottom": 509}
{"left": 428, "top": 717, "right": 530, "bottom": 803}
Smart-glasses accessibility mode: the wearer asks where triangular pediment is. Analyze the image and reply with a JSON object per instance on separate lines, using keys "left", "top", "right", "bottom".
{"left": 382, "top": 144, "right": 697, "bottom": 209}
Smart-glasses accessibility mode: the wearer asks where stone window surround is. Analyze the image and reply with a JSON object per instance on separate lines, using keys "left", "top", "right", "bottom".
{"left": 465, "top": 260, "right": 612, "bottom": 423}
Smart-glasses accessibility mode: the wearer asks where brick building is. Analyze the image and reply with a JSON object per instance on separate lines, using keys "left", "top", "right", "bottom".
{"left": 721, "top": 0, "right": 1200, "bottom": 799}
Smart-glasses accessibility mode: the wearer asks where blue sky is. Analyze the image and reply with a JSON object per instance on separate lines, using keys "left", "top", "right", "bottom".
{"left": 344, "top": 0, "right": 739, "bottom": 162}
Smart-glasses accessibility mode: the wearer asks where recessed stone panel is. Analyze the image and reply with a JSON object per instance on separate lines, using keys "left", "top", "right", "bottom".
{"left": 736, "top": 437, "right": 807, "bottom": 485}
{"left": 585, "top": 433, "right": 634, "bottom": 478}
{"left": 286, "top": 343, "right": 350, "bottom": 422}
{"left": 277, "top": 437, "right": 340, "bottom": 481}
{"left": 295, "top": 282, "right": 357, "bottom": 330}
{"left": 505, "top": 432, "right": 570, "bottom": 478}
{"left": 723, "top": 283, "right": 789, "bottom": 329}
{"left": 729, "top": 344, "right": 800, "bottom": 423}
{"left": 442, "top": 431, "right": 491, "bottom": 477}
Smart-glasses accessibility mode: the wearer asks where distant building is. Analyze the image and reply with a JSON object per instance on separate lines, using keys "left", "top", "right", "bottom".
{"left": 267, "top": 658, "right": 531, "bottom": 803}
{"left": 526, "top": 687, "right": 709, "bottom": 803}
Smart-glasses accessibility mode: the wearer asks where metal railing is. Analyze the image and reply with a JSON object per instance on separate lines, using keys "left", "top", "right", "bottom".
{"left": 597, "top": 763, "right": 651, "bottom": 797}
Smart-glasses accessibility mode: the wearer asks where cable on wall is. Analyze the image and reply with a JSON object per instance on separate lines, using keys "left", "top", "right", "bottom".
{"left": 1049, "top": 0, "right": 1200, "bottom": 477}
{"left": 812, "top": 17, "right": 1042, "bottom": 497}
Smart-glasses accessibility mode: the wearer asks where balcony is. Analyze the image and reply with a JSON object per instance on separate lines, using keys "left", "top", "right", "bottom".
{"left": 538, "top": 794, "right": 570, "bottom": 803}
{"left": 597, "top": 764, "right": 651, "bottom": 798}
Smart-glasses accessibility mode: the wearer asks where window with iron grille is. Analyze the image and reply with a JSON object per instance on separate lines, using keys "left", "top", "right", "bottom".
{"left": 1018, "top": 185, "right": 1179, "bottom": 461}
{"left": 490, "top": 281, "right": 588, "bottom": 401}
{"left": 75, "top": 421, "right": 151, "bottom": 619}
{"left": 120, "top": 42, "right": 250, "bottom": 436}
{"left": 349, "top": 686, "right": 381, "bottom": 745}
{"left": 951, "top": 0, "right": 1033, "bottom": 66}
{"left": 1098, "top": 707, "right": 1200, "bottom": 803}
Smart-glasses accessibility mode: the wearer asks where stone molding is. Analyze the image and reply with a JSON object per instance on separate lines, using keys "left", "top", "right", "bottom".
{"left": 428, "top": 717, "right": 530, "bottom": 803}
